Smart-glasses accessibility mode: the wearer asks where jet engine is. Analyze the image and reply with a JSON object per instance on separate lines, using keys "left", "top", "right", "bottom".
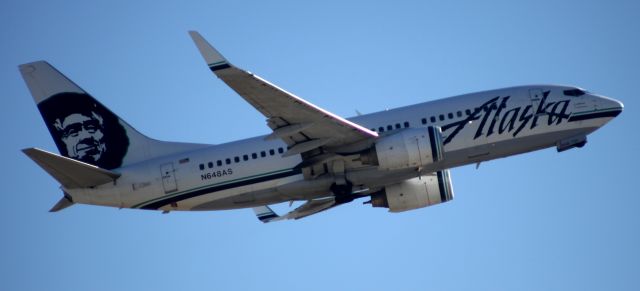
{"left": 368, "top": 170, "right": 454, "bottom": 212}
{"left": 362, "top": 127, "right": 444, "bottom": 171}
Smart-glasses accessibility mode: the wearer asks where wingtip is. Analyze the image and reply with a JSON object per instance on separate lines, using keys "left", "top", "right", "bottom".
{"left": 188, "top": 31, "right": 230, "bottom": 70}
{"left": 253, "top": 206, "right": 280, "bottom": 223}
{"left": 18, "top": 60, "right": 48, "bottom": 68}
{"left": 187, "top": 30, "right": 200, "bottom": 38}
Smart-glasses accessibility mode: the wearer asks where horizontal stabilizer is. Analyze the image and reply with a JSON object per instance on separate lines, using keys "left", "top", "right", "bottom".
{"left": 23, "top": 148, "right": 120, "bottom": 189}
{"left": 50, "top": 194, "right": 74, "bottom": 212}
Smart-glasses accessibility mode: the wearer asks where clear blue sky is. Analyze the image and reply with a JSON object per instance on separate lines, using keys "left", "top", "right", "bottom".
{"left": 2, "top": 1, "right": 639, "bottom": 290}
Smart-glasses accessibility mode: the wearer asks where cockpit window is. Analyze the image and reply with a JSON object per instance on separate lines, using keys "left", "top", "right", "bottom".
{"left": 563, "top": 89, "right": 586, "bottom": 97}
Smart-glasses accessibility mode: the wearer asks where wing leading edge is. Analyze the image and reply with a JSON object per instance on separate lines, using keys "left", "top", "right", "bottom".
{"left": 189, "top": 31, "right": 378, "bottom": 157}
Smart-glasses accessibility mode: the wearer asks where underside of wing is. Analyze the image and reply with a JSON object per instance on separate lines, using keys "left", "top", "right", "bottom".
{"left": 252, "top": 197, "right": 338, "bottom": 223}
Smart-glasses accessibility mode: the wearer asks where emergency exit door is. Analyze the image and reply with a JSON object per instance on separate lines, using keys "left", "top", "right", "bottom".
{"left": 160, "top": 163, "right": 178, "bottom": 193}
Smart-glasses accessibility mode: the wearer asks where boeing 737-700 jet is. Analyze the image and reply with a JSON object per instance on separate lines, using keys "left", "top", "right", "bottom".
{"left": 20, "top": 31, "right": 623, "bottom": 222}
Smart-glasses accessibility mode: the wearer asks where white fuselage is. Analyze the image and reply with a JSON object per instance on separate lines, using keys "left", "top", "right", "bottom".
{"left": 68, "top": 85, "right": 621, "bottom": 211}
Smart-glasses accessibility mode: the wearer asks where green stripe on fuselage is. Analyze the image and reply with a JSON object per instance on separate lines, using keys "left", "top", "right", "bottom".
{"left": 132, "top": 168, "right": 295, "bottom": 209}
{"left": 571, "top": 107, "right": 620, "bottom": 117}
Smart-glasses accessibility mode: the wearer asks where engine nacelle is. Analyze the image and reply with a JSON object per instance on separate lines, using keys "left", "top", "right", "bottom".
{"left": 369, "top": 170, "right": 454, "bottom": 212}
{"left": 373, "top": 127, "right": 444, "bottom": 171}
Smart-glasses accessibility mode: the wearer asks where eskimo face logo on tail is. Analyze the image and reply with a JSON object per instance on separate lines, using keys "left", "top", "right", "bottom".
{"left": 37, "top": 92, "right": 130, "bottom": 170}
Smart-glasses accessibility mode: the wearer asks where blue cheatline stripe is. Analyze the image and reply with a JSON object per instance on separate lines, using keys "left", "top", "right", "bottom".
{"left": 209, "top": 63, "right": 231, "bottom": 72}
{"left": 436, "top": 170, "right": 447, "bottom": 203}
{"left": 136, "top": 168, "right": 302, "bottom": 210}
{"left": 568, "top": 108, "right": 622, "bottom": 122}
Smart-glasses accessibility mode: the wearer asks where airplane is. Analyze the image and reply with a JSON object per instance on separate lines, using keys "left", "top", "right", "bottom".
{"left": 20, "top": 31, "right": 623, "bottom": 223}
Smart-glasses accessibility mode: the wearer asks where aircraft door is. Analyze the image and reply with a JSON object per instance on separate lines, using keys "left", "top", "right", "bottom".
{"left": 160, "top": 163, "right": 178, "bottom": 194}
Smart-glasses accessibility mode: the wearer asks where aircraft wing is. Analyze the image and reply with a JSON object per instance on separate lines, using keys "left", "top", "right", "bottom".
{"left": 189, "top": 31, "right": 378, "bottom": 157}
{"left": 252, "top": 197, "right": 338, "bottom": 223}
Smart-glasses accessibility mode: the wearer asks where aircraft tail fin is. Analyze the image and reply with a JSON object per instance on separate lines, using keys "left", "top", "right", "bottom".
{"left": 22, "top": 147, "right": 121, "bottom": 189}
{"left": 19, "top": 61, "right": 209, "bottom": 170}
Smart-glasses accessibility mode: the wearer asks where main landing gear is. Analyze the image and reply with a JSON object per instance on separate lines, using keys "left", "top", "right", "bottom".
{"left": 330, "top": 181, "right": 368, "bottom": 204}
{"left": 330, "top": 181, "right": 355, "bottom": 204}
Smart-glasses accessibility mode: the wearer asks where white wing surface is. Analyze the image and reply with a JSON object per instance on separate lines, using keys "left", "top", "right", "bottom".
{"left": 189, "top": 31, "right": 378, "bottom": 157}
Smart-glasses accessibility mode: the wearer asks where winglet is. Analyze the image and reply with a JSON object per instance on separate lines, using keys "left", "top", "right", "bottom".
{"left": 188, "top": 31, "right": 231, "bottom": 72}
{"left": 252, "top": 197, "right": 344, "bottom": 223}
{"left": 252, "top": 206, "right": 280, "bottom": 223}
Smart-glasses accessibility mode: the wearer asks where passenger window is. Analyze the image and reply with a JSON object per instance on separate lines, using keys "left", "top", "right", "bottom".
{"left": 226, "top": 158, "right": 231, "bottom": 165}
{"left": 252, "top": 153, "right": 257, "bottom": 159}
{"left": 439, "top": 114, "right": 445, "bottom": 121}
{"left": 395, "top": 123, "right": 401, "bottom": 129}
{"left": 260, "top": 151, "right": 266, "bottom": 157}
{"left": 371, "top": 128, "right": 376, "bottom": 132}
{"left": 278, "top": 147, "right": 284, "bottom": 154}
{"left": 208, "top": 162, "right": 213, "bottom": 169}
{"left": 243, "top": 155, "right": 249, "bottom": 161}
{"left": 199, "top": 164, "right": 205, "bottom": 171}
{"left": 430, "top": 116, "right": 436, "bottom": 123}
{"left": 234, "top": 156, "right": 240, "bottom": 163}
{"left": 378, "top": 126, "right": 384, "bottom": 132}
{"left": 457, "top": 111, "right": 462, "bottom": 117}
{"left": 448, "top": 113, "right": 453, "bottom": 119}
{"left": 217, "top": 160, "right": 222, "bottom": 166}
{"left": 421, "top": 118, "right": 427, "bottom": 125}
{"left": 404, "top": 121, "right": 409, "bottom": 128}
{"left": 269, "top": 149, "right": 275, "bottom": 156}
{"left": 466, "top": 109, "right": 471, "bottom": 115}
{"left": 387, "top": 125, "right": 393, "bottom": 131}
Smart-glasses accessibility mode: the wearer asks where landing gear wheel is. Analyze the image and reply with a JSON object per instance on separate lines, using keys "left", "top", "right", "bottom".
{"left": 331, "top": 181, "right": 354, "bottom": 204}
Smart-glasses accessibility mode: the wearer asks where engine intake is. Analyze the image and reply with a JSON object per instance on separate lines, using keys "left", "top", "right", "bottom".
{"left": 369, "top": 170, "right": 454, "bottom": 212}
